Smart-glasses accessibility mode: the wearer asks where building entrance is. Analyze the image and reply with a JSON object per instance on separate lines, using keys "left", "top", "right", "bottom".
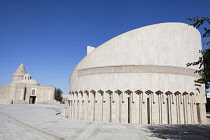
{"left": 29, "top": 96, "right": 36, "bottom": 104}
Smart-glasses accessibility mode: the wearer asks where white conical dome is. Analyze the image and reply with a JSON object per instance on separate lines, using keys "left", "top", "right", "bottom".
{"left": 13, "top": 63, "right": 26, "bottom": 76}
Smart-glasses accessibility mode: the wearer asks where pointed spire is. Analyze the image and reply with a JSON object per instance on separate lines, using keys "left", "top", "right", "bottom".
{"left": 13, "top": 63, "right": 26, "bottom": 76}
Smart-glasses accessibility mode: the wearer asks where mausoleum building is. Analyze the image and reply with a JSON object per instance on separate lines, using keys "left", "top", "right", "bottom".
{"left": 69, "top": 22, "right": 206, "bottom": 124}
{"left": 0, "top": 64, "right": 56, "bottom": 104}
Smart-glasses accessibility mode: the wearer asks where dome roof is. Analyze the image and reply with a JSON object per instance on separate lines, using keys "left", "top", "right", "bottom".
{"left": 13, "top": 79, "right": 39, "bottom": 85}
{"left": 76, "top": 22, "right": 201, "bottom": 70}
{"left": 70, "top": 22, "right": 202, "bottom": 92}
{"left": 24, "top": 74, "right": 30, "bottom": 77}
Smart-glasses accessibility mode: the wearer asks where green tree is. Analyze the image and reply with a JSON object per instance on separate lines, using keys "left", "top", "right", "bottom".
{"left": 187, "top": 17, "right": 210, "bottom": 89}
{"left": 55, "top": 88, "right": 63, "bottom": 102}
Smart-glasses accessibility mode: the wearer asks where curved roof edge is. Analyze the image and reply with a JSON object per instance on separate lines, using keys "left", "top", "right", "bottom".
{"left": 96, "top": 22, "right": 198, "bottom": 51}
{"left": 72, "top": 22, "right": 199, "bottom": 72}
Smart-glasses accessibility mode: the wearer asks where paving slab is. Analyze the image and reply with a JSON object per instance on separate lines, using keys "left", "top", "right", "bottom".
{"left": 0, "top": 104, "right": 210, "bottom": 140}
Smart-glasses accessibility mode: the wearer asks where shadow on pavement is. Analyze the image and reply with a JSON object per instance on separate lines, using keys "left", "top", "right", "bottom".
{"left": 145, "top": 124, "right": 210, "bottom": 140}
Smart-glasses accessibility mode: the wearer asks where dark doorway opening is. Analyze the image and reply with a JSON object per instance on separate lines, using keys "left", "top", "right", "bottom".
{"left": 128, "top": 97, "right": 131, "bottom": 123}
{"left": 29, "top": 96, "right": 36, "bottom": 104}
{"left": 206, "top": 98, "right": 210, "bottom": 112}
{"left": 23, "top": 88, "right": 27, "bottom": 101}
{"left": 147, "top": 98, "right": 150, "bottom": 124}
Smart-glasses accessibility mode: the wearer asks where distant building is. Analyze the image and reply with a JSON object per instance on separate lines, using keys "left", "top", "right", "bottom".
{"left": 69, "top": 23, "right": 206, "bottom": 124}
{"left": 0, "top": 64, "right": 57, "bottom": 104}
{"left": 62, "top": 94, "right": 70, "bottom": 104}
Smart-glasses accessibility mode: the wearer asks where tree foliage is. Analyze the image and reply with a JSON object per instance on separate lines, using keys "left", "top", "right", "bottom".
{"left": 187, "top": 17, "right": 210, "bottom": 89}
{"left": 55, "top": 88, "right": 63, "bottom": 102}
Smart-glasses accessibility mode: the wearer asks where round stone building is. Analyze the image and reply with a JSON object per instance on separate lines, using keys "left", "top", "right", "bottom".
{"left": 69, "top": 22, "right": 206, "bottom": 124}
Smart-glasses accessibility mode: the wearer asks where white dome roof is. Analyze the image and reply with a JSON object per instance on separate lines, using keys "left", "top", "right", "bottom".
{"left": 14, "top": 79, "right": 39, "bottom": 85}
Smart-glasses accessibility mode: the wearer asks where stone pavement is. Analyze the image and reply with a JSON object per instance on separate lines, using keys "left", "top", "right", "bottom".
{"left": 0, "top": 112, "right": 58, "bottom": 140}
{"left": 1, "top": 104, "right": 210, "bottom": 140}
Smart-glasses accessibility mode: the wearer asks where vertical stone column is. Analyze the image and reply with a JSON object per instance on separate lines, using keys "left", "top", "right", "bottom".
{"left": 132, "top": 91, "right": 138, "bottom": 123}
{"left": 112, "top": 92, "right": 117, "bottom": 123}
{"left": 200, "top": 84, "right": 207, "bottom": 124}
{"left": 191, "top": 93, "right": 196, "bottom": 124}
{"left": 69, "top": 100, "right": 72, "bottom": 119}
{"left": 145, "top": 90, "right": 153, "bottom": 124}
{"left": 90, "top": 90, "right": 96, "bottom": 121}
{"left": 132, "top": 91, "right": 139, "bottom": 123}
{"left": 139, "top": 91, "right": 143, "bottom": 124}
{"left": 182, "top": 92, "right": 187, "bottom": 124}
{"left": 193, "top": 94, "right": 197, "bottom": 124}
{"left": 121, "top": 91, "right": 128, "bottom": 123}
{"left": 162, "top": 92, "right": 167, "bottom": 124}
{"left": 69, "top": 92, "right": 72, "bottom": 119}
{"left": 103, "top": 90, "right": 109, "bottom": 122}
{"left": 179, "top": 93, "right": 184, "bottom": 124}
{"left": 77, "top": 93, "right": 80, "bottom": 120}
{"left": 97, "top": 90, "right": 104, "bottom": 122}
{"left": 115, "top": 90, "right": 123, "bottom": 123}
{"left": 155, "top": 91, "right": 162, "bottom": 124}
{"left": 186, "top": 93, "right": 192, "bottom": 124}
{"left": 171, "top": 92, "right": 177, "bottom": 124}
{"left": 175, "top": 93, "right": 179, "bottom": 124}
{"left": 175, "top": 92, "right": 181, "bottom": 124}
{"left": 165, "top": 91, "right": 173, "bottom": 124}
{"left": 95, "top": 90, "right": 99, "bottom": 121}
{"left": 72, "top": 92, "right": 75, "bottom": 119}
{"left": 106, "top": 90, "right": 113, "bottom": 123}
{"left": 79, "top": 91, "right": 83, "bottom": 120}
{"left": 84, "top": 90, "right": 89, "bottom": 120}
{"left": 141, "top": 91, "right": 147, "bottom": 124}
{"left": 189, "top": 93, "right": 194, "bottom": 124}
{"left": 152, "top": 91, "right": 159, "bottom": 124}
{"left": 123, "top": 90, "right": 133, "bottom": 123}
{"left": 74, "top": 92, "right": 78, "bottom": 119}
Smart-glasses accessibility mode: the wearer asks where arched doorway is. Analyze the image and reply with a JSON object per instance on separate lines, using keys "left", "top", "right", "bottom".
{"left": 29, "top": 96, "right": 36, "bottom": 104}
{"left": 29, "top": 89, "right": 36, "bottom": 104}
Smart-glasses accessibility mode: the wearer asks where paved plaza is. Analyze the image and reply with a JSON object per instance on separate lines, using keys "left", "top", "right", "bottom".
{"left": 1, "top": 105, "right": 210, "bottom": 140}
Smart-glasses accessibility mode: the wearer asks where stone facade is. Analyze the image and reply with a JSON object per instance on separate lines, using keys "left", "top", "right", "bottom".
{"left": 62, "top": 94, "right": 70, "bottom": 104}
{"left": 0, "top": 64, "right": 57, "bottom": 104}
{"left": 69, "top": 22, "right": 207, "bottom": 124}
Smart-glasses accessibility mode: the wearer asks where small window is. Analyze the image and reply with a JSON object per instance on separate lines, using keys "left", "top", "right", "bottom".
{"left": 32, "top": 89, "right": 35, "bottom": 95}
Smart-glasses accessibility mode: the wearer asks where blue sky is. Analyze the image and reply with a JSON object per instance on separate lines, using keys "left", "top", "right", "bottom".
{"left": 0, "top": 0, "right": 209, "bottom": 94}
